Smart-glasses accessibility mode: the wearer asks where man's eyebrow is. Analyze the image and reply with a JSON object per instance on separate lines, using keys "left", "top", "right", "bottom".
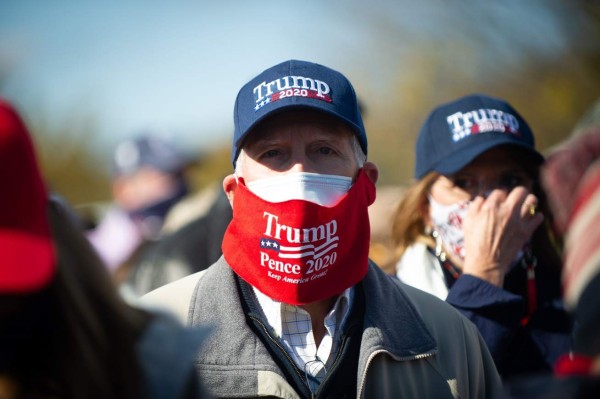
{"left": 245, "top": 136, "right": 282, "bottom": 149}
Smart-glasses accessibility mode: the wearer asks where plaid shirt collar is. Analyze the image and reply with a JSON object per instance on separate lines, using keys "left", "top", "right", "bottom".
{"left": 253, "top": 286, "right": 354, "bottom": 388}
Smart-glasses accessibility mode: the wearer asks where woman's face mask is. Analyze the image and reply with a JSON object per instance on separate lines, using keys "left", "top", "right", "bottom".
{"left": 428, "top": 196, "right": 469, "bottom": 262}
{"left": 428, "top": 195, "right": 525, "bottom": 267}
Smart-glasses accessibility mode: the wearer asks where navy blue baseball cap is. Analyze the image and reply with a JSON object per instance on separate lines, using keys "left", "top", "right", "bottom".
{"left": 414, "top": 93, "right": 544, "bottom": 179}
{"left": 232, "top": 59, "right": 367, "bottom": 166}
{"left": 112, "top": 133, "right": 190, "bottom": 176}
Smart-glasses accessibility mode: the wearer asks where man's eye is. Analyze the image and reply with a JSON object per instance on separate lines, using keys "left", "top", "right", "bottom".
{"left": 317, "top": 146, "right": 335, "bottom": 155}
{"left": 261, "top": 149, "right": 281, "bottom": 158}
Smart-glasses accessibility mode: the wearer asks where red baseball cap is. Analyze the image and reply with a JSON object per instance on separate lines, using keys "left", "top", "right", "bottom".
{"left": 0, "top": 99, "right": 55, "bottom": 293}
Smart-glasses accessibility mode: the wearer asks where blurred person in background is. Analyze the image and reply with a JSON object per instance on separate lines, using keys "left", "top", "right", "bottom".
{"left": 0, "top": 98, "right": 211, "bottom": 399}
{"left": 86, "top": 133, "right": 193, "bottom": 281}
{"left": 143, "top": 60, "right": 501, "bottom": 398}
{"left": 391, "top": 94, "right": 572, "bottom": 379}
{"left": 125, "top": 186, "right": 232, "bottom": 297}
{"left": 503, "top": 100, "right": 600, "bottom": 398}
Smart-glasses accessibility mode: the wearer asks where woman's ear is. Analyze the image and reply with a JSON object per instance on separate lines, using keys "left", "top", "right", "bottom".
{"left": 222, "top": 174, "right": 237, "bottom": 207}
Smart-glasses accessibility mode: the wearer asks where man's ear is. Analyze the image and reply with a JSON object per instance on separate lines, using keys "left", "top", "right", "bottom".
{"left": 223, "top": 174, "right": 237, "bottom": 207}
{"left": 362, "top": 161, "right": 379, "bottom": 184}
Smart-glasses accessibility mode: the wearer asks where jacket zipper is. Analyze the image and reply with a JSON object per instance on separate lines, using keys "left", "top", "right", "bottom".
{"left": 356, "top": 349, "right": 436, "bottom": 398}
{"left": 249, "top": 316, "right": 312, "bottom": 397}
{"left": 249, "top": 315, "right": 351, "bottom": 399}
{"left": 310, "top": 334, "right": 349, "bottom": 398}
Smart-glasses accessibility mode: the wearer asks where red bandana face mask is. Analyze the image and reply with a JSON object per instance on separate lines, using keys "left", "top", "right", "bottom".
{"left": 222, "top": 169, "right": 376, "bottom": 305}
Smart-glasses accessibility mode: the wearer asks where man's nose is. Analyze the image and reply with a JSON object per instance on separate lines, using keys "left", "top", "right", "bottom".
{"left": 289, "top": 162, "right": 306, "bottom": 173}
{"left": 288, "top": 152, "right": 314, "bottom": 173}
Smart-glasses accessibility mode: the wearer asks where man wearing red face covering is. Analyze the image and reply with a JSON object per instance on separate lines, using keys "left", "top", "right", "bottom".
{"left": 142, "top": 60, "right": 501, "bottom": 398}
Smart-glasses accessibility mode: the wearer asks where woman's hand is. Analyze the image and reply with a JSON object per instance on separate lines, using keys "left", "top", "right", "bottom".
{"left": 461, "top": 187, "right": 544, "bottom": 286}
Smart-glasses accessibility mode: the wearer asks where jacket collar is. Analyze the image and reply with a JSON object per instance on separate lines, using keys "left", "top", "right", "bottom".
{"left": 188, "top": 257, "right": 438, "bottom": 393}
{"left": 360, "top": 260, "right": 437, "bottom": 358}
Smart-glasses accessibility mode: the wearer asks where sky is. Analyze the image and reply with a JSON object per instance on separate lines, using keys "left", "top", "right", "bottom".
{"left": 0, "top": 0, "right": 589, "bottom": 159}
{"left": 0, "top": 1, "right": 377, "bottom": 155}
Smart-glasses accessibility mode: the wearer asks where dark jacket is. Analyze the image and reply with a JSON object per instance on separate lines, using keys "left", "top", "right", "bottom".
{"left": 397, "top": 243, "right": 572, "bottom": 379}
{"left": 137, "top": 312, "right": 213, "bottom": 399}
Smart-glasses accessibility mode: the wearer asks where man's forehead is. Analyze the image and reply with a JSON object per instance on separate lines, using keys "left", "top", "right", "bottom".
{"left": 244, "top": 110, "right": 354, "bottom": 145}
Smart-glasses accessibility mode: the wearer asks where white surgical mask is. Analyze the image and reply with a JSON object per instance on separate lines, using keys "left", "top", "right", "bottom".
{"left": 244, "top": 172, "right": 353, "bottom": 207}
{"left": 428, "top": 196, "right": 469, "bottom": 262}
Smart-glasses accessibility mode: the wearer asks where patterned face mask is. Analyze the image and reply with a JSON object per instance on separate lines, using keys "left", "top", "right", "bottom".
{"left": 428, "top": 195, "right": 525, "bottom": 267}
{"left": 428, "top": 196, "right": 470, "bottom": 262}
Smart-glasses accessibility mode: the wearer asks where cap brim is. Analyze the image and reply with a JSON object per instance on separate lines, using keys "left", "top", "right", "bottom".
{"left": 433, "top": 140, "right": 545, "bottom": 176}
{"left": 234, "top": 102, "right": 364, "bottom": 162}
{"left": 241, "top": 102, "right": 362, "bottom": 143}
{"left": 0, "top": 230, "right": 55, "bottom": 293}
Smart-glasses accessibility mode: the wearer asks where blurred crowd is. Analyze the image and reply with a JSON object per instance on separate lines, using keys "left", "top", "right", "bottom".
{"left": 1, "top": 58, "right": 599, "bottom": 399}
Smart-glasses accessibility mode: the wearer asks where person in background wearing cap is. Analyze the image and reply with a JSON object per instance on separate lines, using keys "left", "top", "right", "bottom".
{"left": 86, "top": 133, "right": 192, "bottom": 283}
{"left": 391, "top": 93, "right": 572, "bottom": 380}
{"left": 0, "top": 98, "right": 212, "bottom": 399}
{"left": 142, "top": 60, "right": 501, "bottom": 398}
{"left": 125, "top": 181, "right": 233, "bottom": 298}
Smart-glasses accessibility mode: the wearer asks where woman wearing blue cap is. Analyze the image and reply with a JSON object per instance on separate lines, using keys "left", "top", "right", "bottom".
{"left": 391, "top": 94, "right": 572, "bottom": 379}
